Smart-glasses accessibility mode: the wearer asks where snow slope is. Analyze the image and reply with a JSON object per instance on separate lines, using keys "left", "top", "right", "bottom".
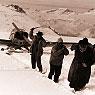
{"left": 0, "top": 4, "right": 40, "bottom": 35}
{"left": 0, "top": 4, "right": 95, "bottom": 95}
{"left": 0, "top": 43, "right": 95, "bottom": 95}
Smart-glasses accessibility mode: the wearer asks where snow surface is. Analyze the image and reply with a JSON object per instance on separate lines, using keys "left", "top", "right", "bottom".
{"left": 0, "top": 4, "right": 95, "bottom": 95}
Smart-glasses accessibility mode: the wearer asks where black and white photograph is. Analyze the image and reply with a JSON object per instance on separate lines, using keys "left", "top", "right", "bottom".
{"left": 0, "top": 0, "right": 95, "bottom": 95}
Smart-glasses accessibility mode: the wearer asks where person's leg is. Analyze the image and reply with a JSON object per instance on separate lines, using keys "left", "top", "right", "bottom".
{"left": 37, "top": 56, "right": 42, "bottom": 72}
{"left": 48, "top": 64, "right": 55, "bottom": 80}
{"left": 31, "top": 54, "right": 36, "bottom": 69}
{"left": 54, "top": 65, "right": 62, "bottom": 83}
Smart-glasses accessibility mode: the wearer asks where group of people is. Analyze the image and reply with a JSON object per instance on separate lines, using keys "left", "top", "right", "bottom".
{"left": 25, "top": 28, "right": 95, "bottom": 92}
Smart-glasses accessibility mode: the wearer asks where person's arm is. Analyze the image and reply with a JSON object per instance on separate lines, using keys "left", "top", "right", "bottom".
{"left": 63, "top": 46, "right": 69, "bottom": 55}
{"left": 71, "top": 44, "right": 78, "bottom": 51}
{"left": 88, "top": 48, "right": 95, "bottom": 66}
{"left": 51, "top": 46, "right": 64, "bottom": 57}
{"left": 40, "top": 38, "right": 47, "bottom": 47}
{"left": 82, "top": 48, "right": 95, "bottom": 67}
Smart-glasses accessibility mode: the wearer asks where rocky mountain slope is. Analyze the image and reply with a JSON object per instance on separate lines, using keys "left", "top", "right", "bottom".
{"left": 28, "top": 8, "right": 95, "bottom": 38}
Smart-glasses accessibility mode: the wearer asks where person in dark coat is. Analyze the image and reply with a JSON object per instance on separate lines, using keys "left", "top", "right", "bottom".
{"left": 48, "top": 37, "right": 69, "bottom": 83}
{"left": 68, "top": 38, "right": 95, "bottom": 91}
{"left": 30, "top": 31, "right": 47, "bottom": 72}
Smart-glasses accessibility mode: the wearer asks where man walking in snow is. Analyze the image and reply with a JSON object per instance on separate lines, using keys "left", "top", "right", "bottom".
{"left": 48, "top": 37, "right": 69, "bottom": 83}
{"left": 68, "top": 38, "right": 95, "bottom": 91}
{"left": 30, "top": 31, "right": 47, "bottom": 72}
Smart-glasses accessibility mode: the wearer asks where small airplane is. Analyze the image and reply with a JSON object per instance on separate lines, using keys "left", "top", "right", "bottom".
{"left": 0, "top": 22, "right": 30, "bottom": 52}
{"left": 0, "top": 22, "right": 77, "bottom": 54}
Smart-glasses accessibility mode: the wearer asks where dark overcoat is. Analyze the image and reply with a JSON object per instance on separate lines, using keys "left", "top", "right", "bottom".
{"left": 68, "top": 44, "right": 95, "bottom": 89}
{"left": 30, "top": 36, "right": 46, "bottom": 58}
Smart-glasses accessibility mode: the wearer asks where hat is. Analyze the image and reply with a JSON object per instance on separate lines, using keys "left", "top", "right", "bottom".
{"left": 30, "top": 27, "right": 35, "bottom": 31}
{"left": 57, "top": 37, "right": 63, "bottom": 43}
{"left": 83, "top": 37, "right": 88, "bottom": 43}
{"left": 36, "top": 31, "right": 43, "bottom": 36}
{"left": 79, "top": 39, "right": 89, "bottom": 45}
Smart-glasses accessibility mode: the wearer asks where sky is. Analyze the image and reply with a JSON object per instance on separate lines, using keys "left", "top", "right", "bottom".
{"left": 0, "top": 0, "right": 95, "bottom": 12}
{"left": 0, "top": 0, "right": 95, "bottom": 7}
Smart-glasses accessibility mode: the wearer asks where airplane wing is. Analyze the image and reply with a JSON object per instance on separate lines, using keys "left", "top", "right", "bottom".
{"left": 0, "top": 39, "right": 12, "bottom": 46}
{"left": 0, "top": 39, "right": 30, "bottom": 47}
{"left": 46, "top": 42, "right": 77, "bottom": 48}
{"left": 0, "top": 39, "right": 77, "bottom": 51}
{"left": 0, "top": 39, "right": 77, "bottom": 47}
